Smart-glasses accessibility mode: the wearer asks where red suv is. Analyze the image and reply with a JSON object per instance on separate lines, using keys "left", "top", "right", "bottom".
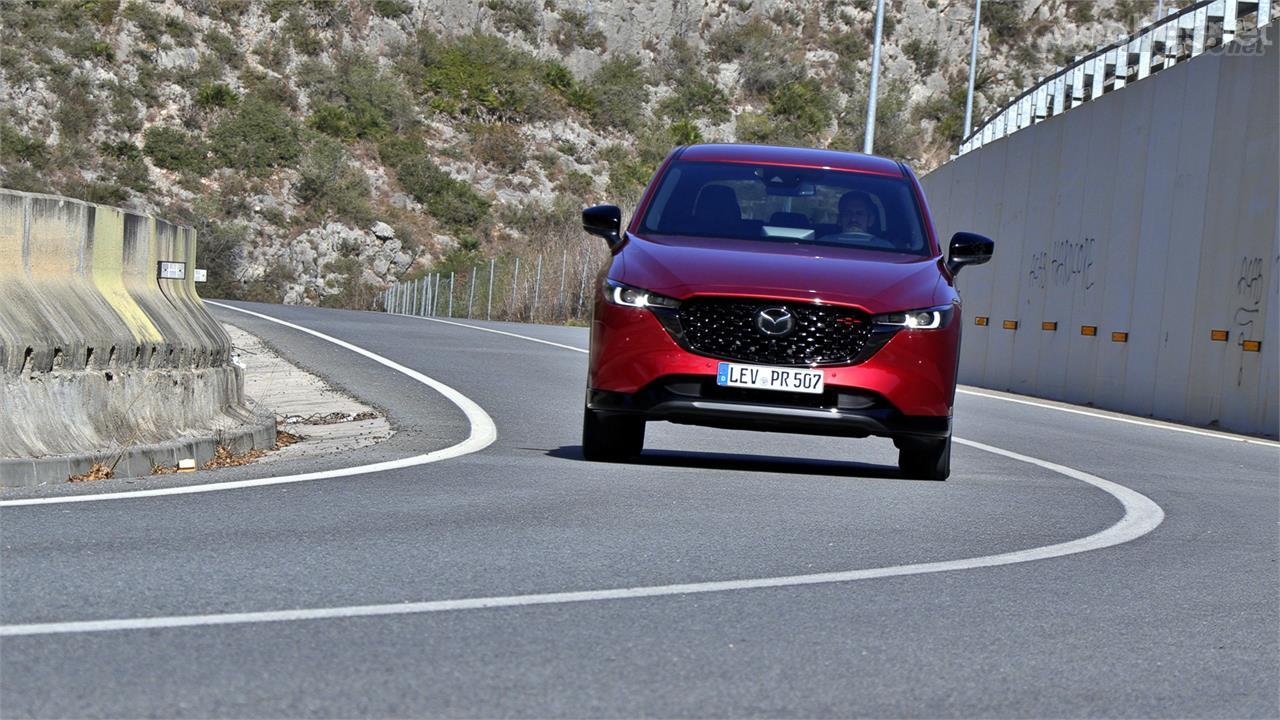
{"left": 581, "top": 144, "right": 993, "bottom": 480}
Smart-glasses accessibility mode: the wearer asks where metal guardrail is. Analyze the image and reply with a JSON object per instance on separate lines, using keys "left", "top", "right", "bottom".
{"left": 958, "top": 0, "right": 1276, "bottom": 156}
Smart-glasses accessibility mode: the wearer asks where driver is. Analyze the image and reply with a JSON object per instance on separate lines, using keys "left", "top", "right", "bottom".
{"left": 837, "top": 191, "right": 877, "bottom": 234}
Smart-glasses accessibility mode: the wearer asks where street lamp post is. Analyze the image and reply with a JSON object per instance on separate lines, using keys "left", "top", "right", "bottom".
{"left": 963, "top": 0, "right": 982, "bottom": 139}
{"left": 864, "top": 0, "right": 887, "bottom": 154}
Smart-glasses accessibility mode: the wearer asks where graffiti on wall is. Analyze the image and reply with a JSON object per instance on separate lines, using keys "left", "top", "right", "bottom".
{"left": 1232, "top": 255, "right": 1268, "bottom": 386}
{"left": 1028, "top": 237, "right": 1097, "bottom": 292}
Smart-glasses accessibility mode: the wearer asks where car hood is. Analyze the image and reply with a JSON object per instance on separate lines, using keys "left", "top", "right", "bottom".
{"left": 616, "top": 233, "right": 946, "bottom": 314}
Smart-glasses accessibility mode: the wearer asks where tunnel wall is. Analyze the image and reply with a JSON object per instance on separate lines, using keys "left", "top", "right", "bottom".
{"left": 0, "top": 189, "right": 275, "bottom": 486}
{"left": 921, "top": 25, "right": 1278, "bottom": 438}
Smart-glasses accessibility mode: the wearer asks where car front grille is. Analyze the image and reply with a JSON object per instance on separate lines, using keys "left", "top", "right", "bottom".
{"left": 672, "top": 298, "right": 873, "bottom": 366}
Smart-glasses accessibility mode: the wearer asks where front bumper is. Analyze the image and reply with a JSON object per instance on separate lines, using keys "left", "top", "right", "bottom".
{"left": 588, "top": 378, "right": 951, "bottom": 439}
{"left": 589, "top": 301, "right": 961, "bottom": 420}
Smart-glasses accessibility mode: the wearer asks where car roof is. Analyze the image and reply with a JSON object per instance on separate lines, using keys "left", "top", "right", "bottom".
{"left": 677, "top": 144, "right": 905, "bottom": 178}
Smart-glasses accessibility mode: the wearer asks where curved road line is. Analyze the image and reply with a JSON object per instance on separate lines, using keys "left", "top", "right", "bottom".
{"left": 0, "top": 305, "right": 1164, "bottom": 637}
{"left": 0, "top": 303, "right": 498, "bottom": 508}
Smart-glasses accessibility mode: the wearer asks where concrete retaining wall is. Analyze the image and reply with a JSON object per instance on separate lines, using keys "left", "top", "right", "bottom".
{"left": 922, "top": 25, "right": 1278, "bottom": 438}
{"left": 0, "top": 189, "right": 275, "bottom": 486}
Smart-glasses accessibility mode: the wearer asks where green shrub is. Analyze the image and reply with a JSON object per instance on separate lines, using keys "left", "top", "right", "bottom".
{"left": 903, "top": 38, "right": 940, "bottom": 77}
{"left": 833, "top": 78, "right": 915, "bottom": 161}
{"left": 1069, "top": 0, "right": 1095, "bottom": 23}
{"left": 144, "top": 126, "right": 209, "bottom": 172}
{"left": 373, "top": 0, "right": 412, "bottom": 18}
{"left": 283, "top": 10, "right": 322, "bottom": 56}
{"left": 584, "top": 55, "right": 650, "bottom": 132}
{"left": 164, "top": 15, "right": 197, "bottom": 43}
{"left": 195, "top": 82, "right": 239, "bottom": 109}
{"left": 204, "top": 29, "right": 242, "bottom": 68}
{"left": 982, "top": 1, "right": 1024, "bottom": 47}
{"left": 658, "top": 76, "right": 730, "bottom": 123}
{"left": 100, "top": 140, "right": 142, "bottom": 161}
{"left": 52, "top": 74, "right": 99, "bottom": 142}
{"left": 668, "top": 118, "right": 703, "bottom": 146}
{"left": 381, "top": 136, "right": 490, "bottom": 231}
{"left": 296, "top": 135, "right": 373, "bottom": 226}
{"left": 734, "top": 111, "right": 776, "bottom": 145}
{"left": 209, "top": 95, "right": 302, "bottom": 174}
{"left": 1107, "top": 0, "right": 1155, "bottom": 28}
{"left": 554, "top": 170, "right": 594, "bottom": 200}
{"left": 62, "top": 31, "right": 114, "bottom": 63}
{"left": 121, "top": 2, "right": 166, "bottom": 44}
{"left": 471, "top": 123, "right": 528, "bottom": 173}
{"left": 64, "top": 179, "right": 129, "bottom": 206}
{"left": 109, "top": 155, "right": 151, "bottom": 193}
{"left": 707, "top": 16, "right": 803, "bottom": 97}
{"left": 552, "top": 9, "right": 606, "bottom": 52}
{"left": 300, "top": 53, "right": 414, "bottom": 138}
{"left": 240, "top": 68, "right": 298, "bottom": 110}
{"left": 414, "top": 33, "right": 564, "bottom": 123}
{"left": 308, "top": 103, "right": 360, "bottom": 139}
{"left": 1, "top": 122, "right": 50, "bottom": 169}
{"left": 913, "top": 78, "right": 969, "bottom": 147}
{"left": 487, "top": 0, "right": 539, "bottom": 42}
{"left": 320, "top": 256, "right": 380, "bottom": 310}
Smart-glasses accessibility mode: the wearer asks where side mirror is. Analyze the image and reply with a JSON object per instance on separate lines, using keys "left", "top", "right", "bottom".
{"left": 583, "top": 205, "right": 623, "bottom": 249}
{"left": 946, "top": 232, "right": 994, "bottom": 276}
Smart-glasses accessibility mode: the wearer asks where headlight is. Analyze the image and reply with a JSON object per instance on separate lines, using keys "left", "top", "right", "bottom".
{"left": 872, "top": 305, "right": 952, "bottom": 330}
{"left": 603, "top": 279, "right": 680, "bottom": 309}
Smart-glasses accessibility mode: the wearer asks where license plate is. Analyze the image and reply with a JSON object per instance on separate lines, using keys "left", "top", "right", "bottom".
{"left": 716, "top": 362, "right": 824, "bottom": 394}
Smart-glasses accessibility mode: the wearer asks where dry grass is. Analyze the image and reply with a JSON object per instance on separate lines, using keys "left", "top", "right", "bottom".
{"left": 202, "top": 444, "right": 268, "bottom": 470}
{"left": 68, "top": 463, "right": 113, "bottom": 483}
{"left": 275, "top": 430, "right": 302, "bottom": 448}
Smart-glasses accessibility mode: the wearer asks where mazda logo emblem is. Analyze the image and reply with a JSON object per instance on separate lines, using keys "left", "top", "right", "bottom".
{"left": 755, "top": 307, "right": 794, "bottom": 336}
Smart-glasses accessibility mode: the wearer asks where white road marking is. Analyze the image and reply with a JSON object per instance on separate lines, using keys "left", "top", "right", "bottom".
{"left": 0, "top": 309, "right": 1167, "bottom": 637}
{"left": 956, "top": 388, "right": 1278, "bottom": 447}
{"left": 409, "top": 314, "right": 588, "bottom": 354}
{"left": 399, "top": 313, "right": 1277, "bottom": 447}
{"left": 0, "top": 436, "right": 1163, "bottom": 637}
{"left": 0, "top": 303, "right": 498, "bottom": 508}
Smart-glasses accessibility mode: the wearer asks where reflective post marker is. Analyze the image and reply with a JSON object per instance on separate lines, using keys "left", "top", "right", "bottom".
{"left": 448, "top": 272, "right": 455, "bottom": 318}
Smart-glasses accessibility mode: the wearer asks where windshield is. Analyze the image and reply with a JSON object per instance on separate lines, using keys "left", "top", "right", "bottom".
{"left": 639, "top": 160, "right": 931, "bottom": 256}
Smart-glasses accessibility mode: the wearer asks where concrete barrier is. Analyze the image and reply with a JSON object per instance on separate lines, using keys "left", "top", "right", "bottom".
{"left": 922, "top": 25, "right": 1278, "bottom": 438}
{"left": 0, "top": 189, "right": 275, "bottom": 486}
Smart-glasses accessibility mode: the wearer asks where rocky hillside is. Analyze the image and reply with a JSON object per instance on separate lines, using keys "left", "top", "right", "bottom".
{"left": 0, "top": 0, "right": 1153, "bottom": 307}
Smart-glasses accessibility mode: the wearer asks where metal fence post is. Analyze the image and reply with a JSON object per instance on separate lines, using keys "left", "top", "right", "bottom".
{"left": 558, "top": 249, "right": 568, "bottom": 318}
{"left": 467, "top": 266, "right": 477, "bottom": 319}
{"left": 578, "top": 253, "right": 590, "bottom": 317}
{"left": 487, "top": 258, "right": 495, "bottom": 321}
{"left": 511, "top": 257, "right": 521, "bottom": 318}
{"left": 448, "top": 272, "right": 455, "bottom": 318}
{"left": 533, "top": 254, "right": 543, "bottom": 321}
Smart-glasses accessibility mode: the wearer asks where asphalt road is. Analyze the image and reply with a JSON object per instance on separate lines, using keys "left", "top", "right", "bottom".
{"left": 1, "top": 301, "right": 1276, "bottom": 718}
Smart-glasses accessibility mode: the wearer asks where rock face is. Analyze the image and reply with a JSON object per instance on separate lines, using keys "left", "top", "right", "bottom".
{"left": 246, "top": 223, "right": 418, "bottom": 305}
{"left": 0, "top": 0, "right": 1134, "bottom": 307}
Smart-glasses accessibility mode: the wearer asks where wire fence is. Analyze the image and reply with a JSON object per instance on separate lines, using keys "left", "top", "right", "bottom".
{"left": 377, "top": 241, "right": 613, "bottom": 325}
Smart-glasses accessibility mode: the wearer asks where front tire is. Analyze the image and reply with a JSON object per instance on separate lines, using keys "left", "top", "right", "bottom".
{"left": 898, "top": 434, "right": 951, "bottom": 481}
{"left": 582, "top": 406, "right": 645, "bottom": 462}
